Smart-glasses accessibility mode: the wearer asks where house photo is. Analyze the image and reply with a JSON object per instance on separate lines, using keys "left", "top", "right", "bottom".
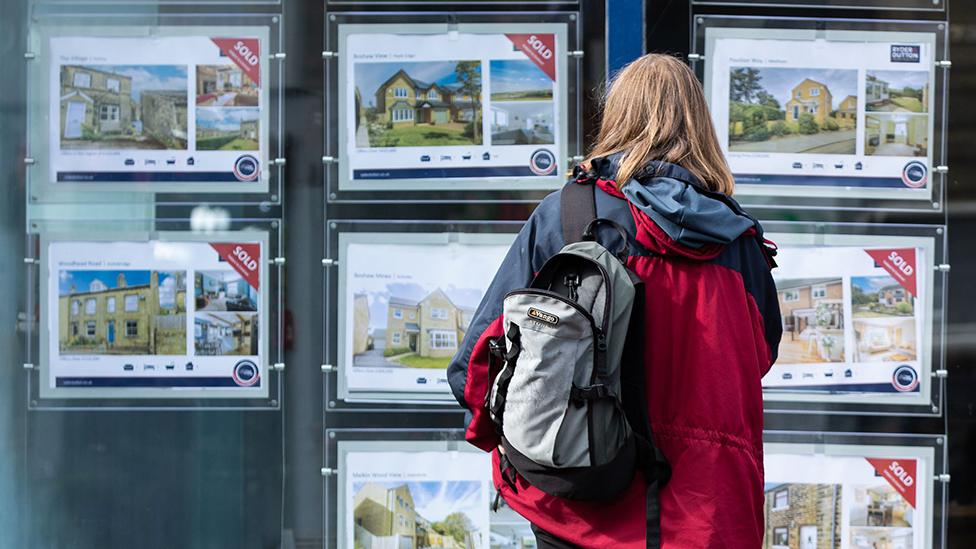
{"left": 864, "top": 113, "right": 928, "bottom": 157}
{"left": 194, "top": 270, "right": 258, "bottom": 312}
{"left": 851, "top": 276, "right": 917, "bottom": 362}
{"left": 58, "top": 270, "right": 186, "bottom": 355}
{"left": 193, "top": 312, "right": 258, "bottom": 356}
{"left": 196, "top": 65, "right": 259, "bottom": 107}
{"left": 762, "top": 483, "right": 841, "bottom": 549}
{"left": 352, "top": 480, "right": 483, "bottom": 549}
{"left": 60, "top": 64, "right": 188, "bottom": 150}
{"left": 490, "top": 102, "right": 554, "bottom": 145}
{"left": 775, "top": 277, "right": 845, "bottom": 364}
{"left": 866, "top": 70, "right": 929, "bottom": 113}
{"left": 196, "top": 107, "right": 260, "bottom": 151}
{"left": 727, "top": 67, "right": 857, "bottom": 154}
{"left": 353, "top": 61, "right": 483, "bottom": 148}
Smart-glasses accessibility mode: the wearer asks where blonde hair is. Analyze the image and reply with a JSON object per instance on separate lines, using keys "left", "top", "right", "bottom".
{"left": 584, "top": 54, "right": 735, "bottom": 195}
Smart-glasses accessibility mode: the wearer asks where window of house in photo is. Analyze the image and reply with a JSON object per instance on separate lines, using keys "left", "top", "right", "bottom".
{"left": 125, "top": 320, "right": 138, "bottom": 337}
{"left": 106, "top": 78, "right": 120, "bottom": 92}
{"left": 393, "top": 308, "right": 402, "bottom": 319}
{"left": 429, "top": 89, "right": 438, "bottom": 100}
{"left": 72, "top": 71, "right": 91, "bottom": 88}
{"left": 811, "top": 88, "right": 820, "bottom": 96}
{"left": 783, "top": 290, "right": 800, "bottom": 303}
{"left": 812, "top": 286, "right": 827, "bottom": 299}
{"left": 394, "top": 87, "right": 407, "bottom": 98}
{"left": 408, "top": 311, "right": 416, "bottom": 320}
{"left": 85, "top": 321, "right": 96, "bottom": 337}
{"left": 773, "top": 488, "right": 789, "bottom": 509}
{"left": 85, "top": 298, "right": 96, "bottom": 315}
{"left": 71, "top": 300, "right": 79, "bottom": 316}
{"left": 431, "top": 307, "right": 448, "bottom": 320}
{"left": 106, "top": 296, "right": 115, "bottom": 313}
{"left": 124, "top": 294, "right": 139, "bottom": 312}
{"left": 194, "top": 323, "right": 202, "bottom": 338}
{"left": 430, "top": 330, "right": 457, "bottom": 349}
{"left": 772, "top": 527, "right": 788, "bottom": 546}
{"left": 796, "top": 90, "right": 802, "bottom": 98}
{"left": 100, "top": 104, "right": 119, "bottom": 122}
{"left": 392, "top": 332, "right": 401, "bottom": 345}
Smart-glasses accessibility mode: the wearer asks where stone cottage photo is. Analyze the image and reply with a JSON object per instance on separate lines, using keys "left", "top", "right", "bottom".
{"left": 195, "top": 107, "right": 260, "bottom": 151}
{"left": 727, "top": 66, "right": 858, "bottom": 154}
{"left": 59, "top": 64, "right": 188, "bottom": 150}
{"left": 58, "top": 270, "right": 187, "bottom": 355}
{"left": 353, "top": 60, "right": 483, "bottom": 148}
{"left": 352, "top": 480, "right": 484, "bottom": 549}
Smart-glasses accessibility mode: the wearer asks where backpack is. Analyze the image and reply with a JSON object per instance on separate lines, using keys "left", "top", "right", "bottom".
{"left": 487, "top": 178, "right": 672, "bottom": 548}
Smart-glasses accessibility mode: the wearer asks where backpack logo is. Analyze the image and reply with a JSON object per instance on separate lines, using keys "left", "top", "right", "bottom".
{"left": 527, "top": 307, "right": 559, "bottom": 325}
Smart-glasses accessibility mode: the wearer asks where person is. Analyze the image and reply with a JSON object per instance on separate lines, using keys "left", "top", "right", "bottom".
{"left": 447, "top": 53, "right": 782, "bottom": 548}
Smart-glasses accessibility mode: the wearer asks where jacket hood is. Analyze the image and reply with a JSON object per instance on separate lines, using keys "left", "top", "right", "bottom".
{"left": 588, "top": 154, "right": 758, "bottom": 255}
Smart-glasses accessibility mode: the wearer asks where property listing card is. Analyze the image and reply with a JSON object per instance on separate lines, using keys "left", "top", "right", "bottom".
{"left": 341, "top": 447, "right": 491, "bottom": 549}
{"left": 48, "top": 30, "right": 269, "bottom": 190}
{"left": 43, "top": 235, "right": 268, "bottom": 398}
{"left": 763, "top": 232, "right": 936, "bottom": 405}
{"left": 764, "top": 443, "right": 934, "bottom": 549}
{"left": 705, "top": 27, "right": 938, "bottom": 201}
{"left": 339, "top": 23, "right": 568, "bottom": 191}
{"left": 338, "top": 232, "right": 512, "bottom": 401}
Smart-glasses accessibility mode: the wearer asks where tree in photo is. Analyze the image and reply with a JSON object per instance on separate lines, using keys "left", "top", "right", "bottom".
{"left": 730, "top": 68, "right": 763, "bottom": 103}
{"left": 454, "top": 61, "right": 482, "bottom": 142}
{"left": 432, "top": 511, "right": 475, "bottom": 545}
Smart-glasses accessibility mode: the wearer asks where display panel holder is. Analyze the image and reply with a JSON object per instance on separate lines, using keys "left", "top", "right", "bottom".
{"left": 690, "top": 0, "right": 945, "bottom": 12}
{"left": 26, "top": 11, "right": 284, "bottom": 206}
{"left": 324, "top": 219, "right": 521, "bottom": 411}
{"left": 324, "top": 11, "right": 581, "bottom": 203}
{"left": 24, "top": 217, "right": 284, "bottom": 410}
{"left": 692, "top": 15, "right": 949, "bottom": 213}
{"left": 763, "top": 430, "right": 948, "bottom": 549}
{"left": 761, "top": 221, "right": 947, "bottom": 417}
{"left": 324, "top": 428, "right": 531, "bottom": 549}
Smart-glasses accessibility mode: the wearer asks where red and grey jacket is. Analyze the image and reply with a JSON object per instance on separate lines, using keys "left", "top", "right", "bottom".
{"left": 448, "top": 155, "right": 783, "bottom": 548}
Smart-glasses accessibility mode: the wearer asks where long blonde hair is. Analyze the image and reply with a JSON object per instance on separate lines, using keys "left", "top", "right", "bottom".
{"left": 585, "top": 54, "right": 735, "bottom": 195}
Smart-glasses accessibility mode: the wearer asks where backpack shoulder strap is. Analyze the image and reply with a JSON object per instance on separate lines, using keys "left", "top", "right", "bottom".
{"left": 560, "top": 180, "right": 597, "bottom": 244}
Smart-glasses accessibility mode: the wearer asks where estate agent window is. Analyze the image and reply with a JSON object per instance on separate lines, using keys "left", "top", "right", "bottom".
{"left": 85, "top": 298, "right": 96, "bottom": 315}
{"left": 106, "top": 296, "right": 115, "bottom": 313}
{"left": 773, "top": 488, "right": 789, "bottom": 510}
{"left": 124, "top": 294, "right": 139, "bottom": 312}
{"left": 125, "top": 320, "right": 138, "bottom": 337}
{"left": 71, "top": 300, "right": 80, "bottom": 316}
{"left": 72, "top": 71, "right": 91, "bottom": 88}
{"left": 783, "top": 290, "right": 800, "bottom": 303}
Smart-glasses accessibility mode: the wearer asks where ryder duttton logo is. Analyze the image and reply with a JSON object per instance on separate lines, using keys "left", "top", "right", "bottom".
{"left": 891, "top": 45, "right": 921, "bottom": 63}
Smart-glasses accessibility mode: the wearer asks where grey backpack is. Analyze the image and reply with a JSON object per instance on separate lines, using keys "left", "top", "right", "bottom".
{"left": 487, "top": 180, "right": 671, "bottom": 548}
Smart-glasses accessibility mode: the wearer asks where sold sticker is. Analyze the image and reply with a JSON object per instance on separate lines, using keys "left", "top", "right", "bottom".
{"left": 865, "top": 248, "right": 917, "bottom": 298}
{"left": 210, "top": 38, "right": 261, "bottom": 86}
{"left": 505, "top": 34, "right": 557, "bottom": 81}
{"left": 210, "top": 243, "right": 261, "bottom": 291}
{"left": 866, "top": 458, "right": 917, "bottom": 508}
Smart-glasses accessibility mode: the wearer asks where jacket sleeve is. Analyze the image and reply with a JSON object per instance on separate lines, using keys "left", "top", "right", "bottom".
{"left": 447, "top": 191, "right": 564, "bottom": 451}
{"left": 758, "top": 262, "right": 784, "bottom": 370}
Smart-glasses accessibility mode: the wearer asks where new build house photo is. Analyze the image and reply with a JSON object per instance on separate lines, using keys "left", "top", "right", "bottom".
{"left": 60, "top": 64, "right": 188, "bottom": 150}
{"left": 353, "top": 61, "right": 482, "bottom": 147}
{"left": 728, "top": 67, "right": 858, "bottom": 154}
{"left": 851, "top": 276, "right": 918, "bottom": 363}
{"left": 775, "top": 277, "right": 846, "bottom": 364}
{"left": 58, "top": 270, "right": 187, "bottom": 355}
{"left": 352, "top": 480, "right": 482, "bottom": 549}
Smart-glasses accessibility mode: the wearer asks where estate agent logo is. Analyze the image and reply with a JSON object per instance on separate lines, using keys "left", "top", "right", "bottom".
{"left": 890, "top": 45, "right": 921, "bottom": 63}
{"left": 233, "top": 360, "right": 260, "bottom": 386}
{"left": 234, "top": 155, "right": 260, "bottom": 182}
{"left": 528, "top": 307, "right": 559, "bottom": 325}
{"left": 892, "top": 364, "right": 920, "bottom": 393}
{"left": 529, "top": 149, "right": 557, "bottom": 176}
{"left": 901, "top": 160, "right": 927, "bottom": 189}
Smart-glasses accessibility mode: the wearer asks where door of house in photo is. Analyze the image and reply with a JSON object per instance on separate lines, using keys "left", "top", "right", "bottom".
{"left": 99, "top": 104, "right": 120, "bottom": 133}
{"left": 408, "top": 333, "right": 417, "bottom": 352}
{"left": 107, "top": 320, "right": 115, "bottom": 349}
{"left": 418, "top": 105, "right": 431, "bottom": 124}
{"left": 64, "top": 101, "right": 86, "bottom": 138}
{"left": 799, "top": 525, "right": 817, "bottom": 549}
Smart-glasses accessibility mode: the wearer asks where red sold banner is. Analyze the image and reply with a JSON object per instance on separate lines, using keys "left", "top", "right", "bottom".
{"left": 210, "top": 38, "right": 261, "bottom": 86}
{"left": 210, "top": 243, "right": 261, "bottom": 291}
{"left": 505, "top": 34, "right": 557, "bottom": 81}
{"left": 865, "top": 248, "right": 917, "bottom": 297}
{"left": 866, "top": 458, "right": 917, "bottom": 508}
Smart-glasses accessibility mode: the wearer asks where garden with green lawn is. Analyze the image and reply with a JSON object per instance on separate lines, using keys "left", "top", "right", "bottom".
{"left": 395, "top": 354, "right": 451, "bottom": 369}
{"left": 366, "top": 121, "right": 482, "bottom": 147}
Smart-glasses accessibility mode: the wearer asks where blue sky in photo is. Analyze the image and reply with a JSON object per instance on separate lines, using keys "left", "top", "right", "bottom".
{"left": 489, "top": 60, "right": 552, "bottom": 94}
{"left": 197, "top": 107, "right": 260, "bottom": 131}
{"left": 59, "top": 270, "right": 152, "bottom": 296}
{"left": 352, "top": 480, "right": 482, "bottom": 523}
{"left": 733, "top": 67, "right": 858, "bottom": 111}
{"left": 867, "top": 70, "right": 929, "bottom": 91}
{"left": 84, "top": 65, "right": 187, "bottom": 102}
{"left": 354, "top": 61, "right": 481, "bottom": 108}
{"left": 851, "top": 275, "right": 898, "bottom": 294}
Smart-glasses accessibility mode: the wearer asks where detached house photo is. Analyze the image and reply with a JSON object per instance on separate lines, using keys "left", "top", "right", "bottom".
{"left": 775, "top": 277, "right": 845, "bottom": 364}
{"left": 353, "top": 61, "right": 483, "bottom": 147}
{"left": 851, "top": 276, "right": 918, "bottom": 363}
{"left": 60, "top": 64, "right": 188, "bottom": 150}
{"left": 352, "top": 480, "right": 483, "bottom": 549}
{"left": 58, "top": 270, "right": 187, "bottom": 355}
{"left": 762, "top": 483, "right": 841, "bottom": 549}
{"left": 728, "top": 67, "right": 857, "bottom": 154}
